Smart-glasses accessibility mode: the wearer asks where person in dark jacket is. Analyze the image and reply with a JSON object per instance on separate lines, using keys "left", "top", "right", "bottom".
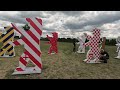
{"left": 99, "top": 49, "right": 109, "bottom": 63}
{"left": 73, "top": 38, "right": 77, "bottom": 52}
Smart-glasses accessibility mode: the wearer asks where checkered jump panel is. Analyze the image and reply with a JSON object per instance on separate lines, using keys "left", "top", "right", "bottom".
{"left": 83, "top": 28, "right": 101, "bottom": 63}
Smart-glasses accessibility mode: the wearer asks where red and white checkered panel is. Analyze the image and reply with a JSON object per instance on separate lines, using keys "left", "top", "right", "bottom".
{"left": 84, "top": 28, "right": 101, "bottom": 62}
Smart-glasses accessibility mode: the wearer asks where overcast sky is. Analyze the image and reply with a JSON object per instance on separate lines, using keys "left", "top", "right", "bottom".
{"left": 0, "top": 11, "right": 120, "bottom": 39}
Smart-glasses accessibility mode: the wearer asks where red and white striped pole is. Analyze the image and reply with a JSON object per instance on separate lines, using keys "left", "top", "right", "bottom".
{"left": 9, "top": 17, "right": 42, "bottom": 75}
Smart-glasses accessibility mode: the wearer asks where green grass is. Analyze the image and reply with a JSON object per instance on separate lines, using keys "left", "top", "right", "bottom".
{"left": 0, "top": 41, "right": 120, "bottom": 79}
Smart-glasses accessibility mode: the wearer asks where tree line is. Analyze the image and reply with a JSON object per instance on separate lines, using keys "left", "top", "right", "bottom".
{"left": 40, "top": 37, "right": 117, "bottom": 46}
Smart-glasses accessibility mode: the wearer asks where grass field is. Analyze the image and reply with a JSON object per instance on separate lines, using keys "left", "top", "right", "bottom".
{"left": 0, "top": 41, "right": 120, "bottom": 79}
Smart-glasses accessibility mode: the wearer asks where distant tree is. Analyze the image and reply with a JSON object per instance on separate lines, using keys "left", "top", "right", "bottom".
{"left": 109, "top": 39, "right": 116, "bottom": 46}
{"left": 105, "top": 39, "right": 109, "bottom": 45}
{"left": 105, "top": 39, "right": 116, "bottom": 46}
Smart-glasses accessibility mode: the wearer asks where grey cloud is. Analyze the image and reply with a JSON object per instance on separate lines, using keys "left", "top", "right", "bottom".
{"left": 60, "top": 11, "right": 85, "bottom": 16}
{"left": 0, "top": 11, "right": 119, "bottom": 38}
{"left": 19, "top": 11, "right": 50, "bottom": 18}
{"left": 64, "top": 12, "right": 120, "bottom": 30}
{"left": 43, "top": 31, "right": 54, "bottom": 36}
{"left": 0, "top": 11, "right": 51, "bottom": 24}
{"left": 47, "top": 11, "right": 58, "bottom": 15}
{"left": 43, "top": 27, "right": 56, "bottom": 32}
{"left": 86, "top": 13, "right": 120, "bottom": 26}
{"left": 0, "top": 14, "right": 26, "bottom": 24}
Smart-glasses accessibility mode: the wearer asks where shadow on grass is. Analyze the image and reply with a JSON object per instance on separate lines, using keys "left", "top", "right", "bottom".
{"left": 4, "top": 69, "right": 42, "bottom": 79}
{"left": 4, "top": 64, "right": 49, "bottom": 79}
